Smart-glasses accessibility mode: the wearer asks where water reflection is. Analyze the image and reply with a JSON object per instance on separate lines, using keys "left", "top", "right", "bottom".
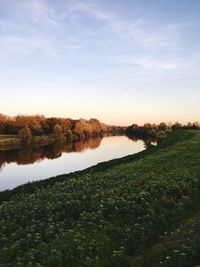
{"left": 0, "top": 136, "right": 146, "bottom": 190}
{"left": 0, "top": 137, "right": 102, "bottom": 171}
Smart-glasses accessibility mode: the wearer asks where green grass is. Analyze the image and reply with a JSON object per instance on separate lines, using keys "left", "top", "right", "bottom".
{"left": 0, "top": 131, "right": 200, "bottom": 267}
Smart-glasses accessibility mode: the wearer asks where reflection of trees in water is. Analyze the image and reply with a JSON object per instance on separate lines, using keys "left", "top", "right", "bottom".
{"left": 74, "top": 137, "right": 102, "bottom": 152}
{"left": 0, "top": 137, "right": 102, "bottom": 171}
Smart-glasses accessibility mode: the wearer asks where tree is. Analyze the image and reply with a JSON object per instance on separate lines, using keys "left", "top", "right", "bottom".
{"left": 187, "top": 122, "right": 193, "bottom": 129}
{"left": 18, "top": 127, "right": 32, "bottom": 145}
{"left": 15, "top": 115, "right": 43, "bottom": 135}
{"left": 143, "top": 123, "right": 152, "bottom": 129}
{"left": 4, "top": 119, "right": 17, "bottom": 134}
{"left": 171, "top": 122, "right": 182, "bottom": 131}
{"left": 52, "top": 124, "right": 64, "bottom": 141}
{"left": 158, "top": 122, "right": 167, "bottom": 131}
{"left": 0, "top": 115, "right": 7, "bottom": 134}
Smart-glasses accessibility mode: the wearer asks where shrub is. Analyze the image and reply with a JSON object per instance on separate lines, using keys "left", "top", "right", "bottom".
{"left": 18, "top": 127, "right": 32, "bottom": 145}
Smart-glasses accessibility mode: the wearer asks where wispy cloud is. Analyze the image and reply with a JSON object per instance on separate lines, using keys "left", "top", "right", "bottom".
{"left": 60, "top": 0, "right": 199, "bottom": 76}
{"left": 67, "top": 1, "right": 190, "bottom": 48}
{"left": 0, "top": 0, "right": 199, "bottom": 75}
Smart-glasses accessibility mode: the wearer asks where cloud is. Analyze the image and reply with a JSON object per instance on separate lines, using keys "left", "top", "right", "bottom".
{"left": 0, "top": 0, "right": 199, "bottom": 76}
{"left": 74, "top": 4, "right": 199, "bottom": 57}
{"left": 66, "top": 1, "right": 188, "bottom": 49}
{"left": 62, "top": 1, "right": 200, "bottom": 77}
{"left": 0, "top": 0, "right": 83, "bottom": 57}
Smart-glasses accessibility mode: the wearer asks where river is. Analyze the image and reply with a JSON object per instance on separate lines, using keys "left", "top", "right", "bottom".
{"left": 0, "top": 135, "right": 145, "bottom": 190}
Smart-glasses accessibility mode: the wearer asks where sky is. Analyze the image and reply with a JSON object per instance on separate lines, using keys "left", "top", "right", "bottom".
{"left": 0, "top": 0, "right": 200, "bottom": 126}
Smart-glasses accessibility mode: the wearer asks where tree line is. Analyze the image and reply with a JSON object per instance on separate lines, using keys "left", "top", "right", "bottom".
{"left": 0, "top": 114, "right": 199, "bottom": 145}
{"left": 126, "top": 121, "right": 200, "bottom": 142}
{"left": 0, "top": 114, "right": 123, "bottom": 144}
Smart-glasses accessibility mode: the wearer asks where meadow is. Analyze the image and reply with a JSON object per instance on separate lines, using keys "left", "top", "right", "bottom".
{"left": 0, "top": 131, "right": 199, "bottom": 267}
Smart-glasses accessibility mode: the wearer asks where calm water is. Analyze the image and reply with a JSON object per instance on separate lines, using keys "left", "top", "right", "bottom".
{"left": 0, "top": 136, "right": 145, "bottom": 191}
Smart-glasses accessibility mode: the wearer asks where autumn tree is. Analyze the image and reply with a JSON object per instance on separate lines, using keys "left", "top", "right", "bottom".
{"left": 15, "top": 115, "right": 43, "bottom": 135}
{"left": 52, "top": 124, "right": 64, "bottom": 141}
{"left": 18, "top": 127, "right": 32, "bottom": 145}
{"left": 0, "top": 115, "right": 7, "bottom": 134}
{"left": 143, "top": 123, "right": 152, "bottom": 130}
{"left": 74, "top": 119, "right": 103, "bottom": 139}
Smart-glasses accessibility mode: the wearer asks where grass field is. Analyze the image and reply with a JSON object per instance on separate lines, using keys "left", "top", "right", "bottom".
{"left": 0, "top": 131, "right": 200, "bottom": 266}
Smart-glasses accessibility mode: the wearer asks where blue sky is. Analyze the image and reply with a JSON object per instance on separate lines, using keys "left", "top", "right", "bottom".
{"left": 0, "top": 0, "right": 200, "bottom": 125}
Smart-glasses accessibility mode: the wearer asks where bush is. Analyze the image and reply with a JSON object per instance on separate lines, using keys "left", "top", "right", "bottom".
{"left": 18, "top": 127, "right": 32, "bottom": 145}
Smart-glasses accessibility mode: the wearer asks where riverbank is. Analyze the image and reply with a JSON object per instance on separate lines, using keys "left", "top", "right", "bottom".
{"left": 0, "top": 115, "right": 126, "bottom": 151}
{"left": 0, "top": 134, "right": 56, "bottom": 150}
{"left": 0, "top": 135, "right": 22, "bottom": 150}
{"left": 0, "top": 133, "right": 122, "bottom": 151}
{"left": 0, "top": 131, "right": 200, "bottom": 266}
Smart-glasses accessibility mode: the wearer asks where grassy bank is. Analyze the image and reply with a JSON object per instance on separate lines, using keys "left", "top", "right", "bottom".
{"left": 0, "top": 135, "right": 22, "bottom": 150}
{"left": 0, "top": 131, "right": 200, "bottom": 266}
{"left": 0, "top": 134, "right": 55, "bottom": 151}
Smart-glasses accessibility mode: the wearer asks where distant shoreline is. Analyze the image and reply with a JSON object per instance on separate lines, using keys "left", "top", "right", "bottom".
{"left": 0, "top": 134, "right": 55, "bottom": 151}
